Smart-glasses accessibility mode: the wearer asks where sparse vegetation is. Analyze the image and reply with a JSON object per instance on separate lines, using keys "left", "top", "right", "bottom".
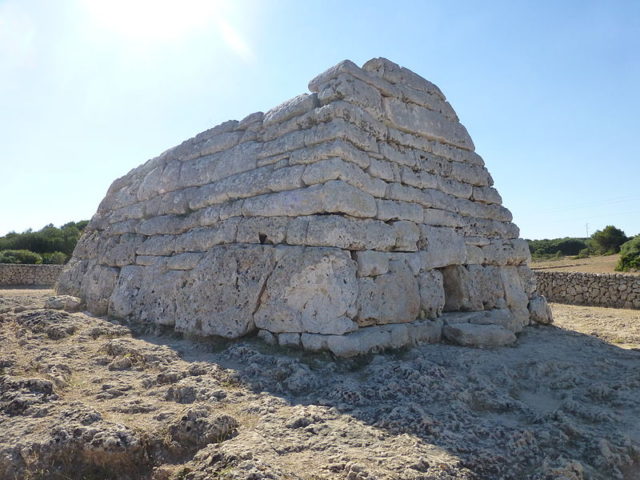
{"left": 589, "top": 225, "right": 628, "bottom": 255}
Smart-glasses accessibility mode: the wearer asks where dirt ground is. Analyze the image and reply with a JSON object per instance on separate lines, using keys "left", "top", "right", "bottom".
{"left": 2, "top": 288, "right": 640, "bottom": 480}
{"left": 530, "top": 254, "right": 640, "bottom": 275}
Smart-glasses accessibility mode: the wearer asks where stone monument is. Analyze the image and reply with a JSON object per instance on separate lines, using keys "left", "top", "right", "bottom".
{"left": 57, "top": 58, "right": 552, "bottom": 355}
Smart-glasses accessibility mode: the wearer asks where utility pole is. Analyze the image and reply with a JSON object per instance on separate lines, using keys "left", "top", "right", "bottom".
{"left": 586, "top": 223, "right": 589, "bottom": 237}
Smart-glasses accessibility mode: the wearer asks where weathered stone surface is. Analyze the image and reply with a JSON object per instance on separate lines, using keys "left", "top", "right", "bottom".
{"left": 44, "top": 295, "right": 83, "bottom": 312}
{"left": 418, "top": 269, "right": 445, "bottom": 319}
{"left": 58, "top": 57, "right": 547, "bottom": 355}
{"left": 528, "top": 295, "right": 553, "bottom": 324}
{"left": 443, "top": 323, "right": 516, "bottom": 347}
{"left": 357, "top": 260, "right": 420, "bottom": 326}
{"left": 254, "top": 247, "right": 358, "bottom": 335}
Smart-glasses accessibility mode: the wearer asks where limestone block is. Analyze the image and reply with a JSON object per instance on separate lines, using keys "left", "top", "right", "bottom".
{"left": 278, "top": 333, "right": 301, "bottom": 348}
{"left": 305, "top": 118, "right": 378, "bottom": 153}
{"left": 174, "top": 220, "right": 239, "bottom": 253}
{"left": 238, "top": 111, "right": 264, "bottom": 130}
{"left": 197, "top": 130, "right": 244, "bottom": 158}
{"left": 304, "top": 215, "right": 396, "bottom": 251}
{"left": 518, "top": 266, "right": 537, "bottom": 296}
{"left": 137, "top": 165, "right": 165, "bottom": 201}
{"left": 528, "top": 295, "right": 553, "bottom": 324}
{"left": 362, "top": 57, "right": 445, "bottom": 100}
{"left": 383, "top": 97, "right": 474, "bottom": 150}
{"left": 263, "top": 93, "right": 319, "bottom": 127}
{"left": 136, "top": 235, "right": 176, "bottom": 256}
{"left": 302, "top": 157, "right": 387, "bottom": 198}
{"left": 236, "top": 217, "right": 289, "bottom": 245}
{"left": 209, "top": 141, "right": 261, "bottom": 182}
{"left": 401, "top": 167, "right": 438, "bottom": 190}
{"left": 419, "top": 226, "right": 466, "bottom": 269}
{"left": 302, "top": 319, "right": 440, "bottom": 357}
{"left": 96, "top": 233, "right": 143, "bottom": 267}
{"left": 368, "top": 158, "right": 398, "bottom": 182}
{"left": 257, "top": 329, "right": 277, "bottom": 345}
{"left": 355, "top": 251, "right": 390, "bottom": 277}
{"left": 269, "top": 165, "right": 305, "bottom": 192}
{"left": 422, "top": 208, "right": 464, "bottom": 228}
{"left": 472, "top": 186, "right": 502, "bottom": 205}
{"left": 288, "top": 138, "right": 371, "bottom": 170}
{"left": 437, "top": 176, "right": 472, "bottom": 199}
{"left": 242, "top": 181, "right": 377, "bottom": 219}
{"left": 167, "top": 252, "right": 203, "bottom": 271}
{"left": 407, "top": 319, "right": 443, "bottom": 345}
{"left": 108, "top": 203, "right": 146, "bottom": 224}
{"left": 285, "top": 217, "right": 309, "bottom": 245}
{"left": 108, "top": 265, "right": 145, "bottom": 318}
{"left": 466, "top": 265, "right": 506, "bottom": 310}
{"left": 80, "top": 263, "right": 119, "bottom": 315}
{"left": 393, "top": 221, "right": 420, "bottom": 251}
{"left": 449, "top": 162, "right": 492, "bottom": 187}
{"left": 418, "top": 269, "right": 445, "bottom": 319}
{"left": 316, "top": 74, "right": 383, "bottom": 117}
{"left": 135, "top": 255, "right": 158, "bottom": 266}
{"left": 56, "top": 259, "right": 90, "bottom": 298}
{"left": 254, "top": 247, "right": 359, "bottom": 335}
{"left": 172, "top": 245, "right": 278, "bottom": 337}
{"left": 441, "top": 309, "right": 516, "bottom": 330}
{"left": 137, "top": 215, "right": 188, "bottom": 236}
{"left": 145, "top": 188, "right": 192, "bottom": 217}
{"left": 258, "top": 130, "right": 307, "bottom": 160}
{"left": 379, "top": 142, "right": 417, "bottom": 168}
{"left": 443, "top": 323, "right": 516, "bottom": 347}
{"left": 357, "top": 260, "right": 420, "bottom": 326}
{"left": 44, "top": 295, "right": 83, "bottom": 313}
{"left": 500, "top": 266, "right": 531, "bottom": 330}
{"left": 377, "top": 200, "right": 423, "bottom": 223}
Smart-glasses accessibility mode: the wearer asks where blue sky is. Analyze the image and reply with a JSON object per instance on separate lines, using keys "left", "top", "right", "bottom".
{"left": 1, "top": 0, "right": 638, "bottom": 240}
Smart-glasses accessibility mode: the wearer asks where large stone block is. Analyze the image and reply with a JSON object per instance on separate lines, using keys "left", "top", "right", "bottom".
{"left": 254, "top": 247, "right": 358, "bottom": 335}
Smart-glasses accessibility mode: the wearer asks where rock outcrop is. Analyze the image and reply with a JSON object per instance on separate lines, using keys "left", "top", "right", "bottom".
{"left": 57, "top": 58, "right": 552, "bottom": 354}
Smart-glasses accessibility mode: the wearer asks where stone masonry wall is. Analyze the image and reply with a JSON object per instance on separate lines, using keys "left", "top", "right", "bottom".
{"left": 0, "top": 264, "right": 64, "bottom": 286}
{"left": 57, "top": 58, "right": 552, "bottom": 355}
{"left": 535, "top": 271, "right": 640, "bottom": 309}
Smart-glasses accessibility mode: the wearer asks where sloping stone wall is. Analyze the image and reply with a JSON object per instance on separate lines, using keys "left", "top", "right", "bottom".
{"left": 0, "top": 264, "right": 64, "bottom": 286}
{"left": 57, "top": 57, "right": 552, "bottom": 355}
{"left": 534, "top": 271, "right": 640, "bottom": 309}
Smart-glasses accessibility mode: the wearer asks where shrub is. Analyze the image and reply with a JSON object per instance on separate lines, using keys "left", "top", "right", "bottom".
{"left": 616, "top": 235, "right": 640, "bottom": 272}
{"left": 0, "top": 249, "right": 43, "bottom": 264}
{"left": 590, "top": 225, "right": 628, "bottom": 255}
{"left": 42, "top": 251, "right": 68, "bottom": 264}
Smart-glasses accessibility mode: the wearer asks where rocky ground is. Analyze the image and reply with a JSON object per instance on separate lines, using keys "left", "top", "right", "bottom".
{"left": 1, "top": 288, "right": 640, "bottom": 480}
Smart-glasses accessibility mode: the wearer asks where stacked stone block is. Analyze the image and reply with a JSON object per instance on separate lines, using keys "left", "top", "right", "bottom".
{"left": 57, "top": 58, "right": 551, "bottom": 355}
{"left": 0, "top": 264, "right": 64, "bottom": 286}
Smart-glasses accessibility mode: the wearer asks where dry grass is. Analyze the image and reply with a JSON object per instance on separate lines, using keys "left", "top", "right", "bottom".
{"left": 530, "top": 253, "right": 640, "bottom": 275}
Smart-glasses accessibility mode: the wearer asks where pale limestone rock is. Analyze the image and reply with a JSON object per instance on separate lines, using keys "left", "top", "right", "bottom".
{"left": 254, "top": 247, "right": 358, "bottom": 335}
{"left": 418, "top": 269, "right": 445, "bottom": 319}
{"left": 377, "top": 200, "right": 423, "bottom": 223}
{"left": 257, "top": 329, "right": 277, "bottom": 345}
{"left": 419, "top": 226, "right": 466, "bottom": 269}
{"left": 356, "top": 260, "right": 420, "bottom": 326}
{"left": 383, "top": 97, "right": 474, "bottom": 150}
{"left": 528, "top": 295, "right": 553, "bottom": 324}
{"left": 355, "top": 251, "right": 390, "bottom": 277}
{"left": 500, "top": 266, "right": 531, "bottom": 331}
{"left": 443, "top": 323, "right": 516, "bottom": 347}
{"left": 278, "top": 332, "right": 301, "bottom": 348}
{"left": 44, "top": 295, "right": 83, "bottom": 313}
{"left": 263, "top": 93, "right": 318, "bottom": 127}
{"left": 236, "top": 217, "right": 289, "bottom": 245}
{"left": 304, "top": 216, "right": 396, "bottom": 251}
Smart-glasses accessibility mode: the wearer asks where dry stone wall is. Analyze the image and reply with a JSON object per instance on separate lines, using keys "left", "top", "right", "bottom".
{"left": 57, "top": 58, "right": 551, "bottom": 355}
{"left": 535, "top": 271, "right": 640, "bottom": 309}
{"left": 0, "top": 264, "right": 64, "bottom": 286}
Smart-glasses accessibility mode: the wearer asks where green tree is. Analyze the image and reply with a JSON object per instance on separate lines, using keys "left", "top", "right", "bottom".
{"left": 590, "top": 225, "right": 628, "bottom": 255}
{"left": 616, "top": 235, "right": 640, "bottom": 272}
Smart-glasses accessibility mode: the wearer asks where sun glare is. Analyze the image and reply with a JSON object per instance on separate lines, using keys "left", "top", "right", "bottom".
{"left": 80, "top": 0, "right": 253, "bottom": 60}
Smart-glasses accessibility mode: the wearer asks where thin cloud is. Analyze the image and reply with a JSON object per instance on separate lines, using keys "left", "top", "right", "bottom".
{"left": 215, "top": 18, "right": 254, "bottom": 62}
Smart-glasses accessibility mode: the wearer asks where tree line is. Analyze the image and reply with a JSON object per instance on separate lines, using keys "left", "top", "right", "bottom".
{"left": 527, "top": 225, "right": 639, "bottom": 272}
{"left": 0, "top": 221, "right": 88, "bottom": 265}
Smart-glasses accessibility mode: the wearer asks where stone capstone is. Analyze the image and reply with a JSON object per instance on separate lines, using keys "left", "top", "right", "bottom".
{"left": 57, "top": 57, "right": 551, "bottom": 355}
